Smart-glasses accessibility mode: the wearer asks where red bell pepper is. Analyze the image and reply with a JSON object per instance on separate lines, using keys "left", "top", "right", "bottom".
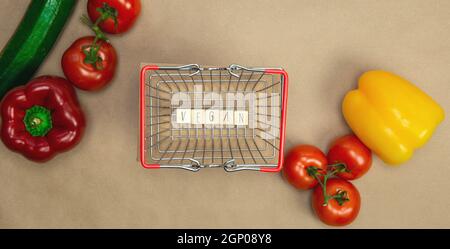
{"left": 1, "top": 76, "right": 86, "bottom": 162}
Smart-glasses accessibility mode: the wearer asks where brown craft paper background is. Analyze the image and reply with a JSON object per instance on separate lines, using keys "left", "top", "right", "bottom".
{"left": 0, "top": 0, "right": 449, "bottom": 228}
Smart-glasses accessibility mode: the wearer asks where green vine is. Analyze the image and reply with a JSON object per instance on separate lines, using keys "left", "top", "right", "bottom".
{"left": 307, "top": 163, "right": 350, "bottom": 206}
{"left": 80, "top": 3, "right": 118, "bottom": 70}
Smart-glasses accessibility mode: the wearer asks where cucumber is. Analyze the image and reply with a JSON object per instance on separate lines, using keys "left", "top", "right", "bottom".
{"left": 0, "top": 0, "right": 76, "bottom": 98}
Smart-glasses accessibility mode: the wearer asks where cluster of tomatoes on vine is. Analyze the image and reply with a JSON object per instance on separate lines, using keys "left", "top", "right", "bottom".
{"left": 62, "top": 0, "right": 141, "bottom": 91}
{"left": 283, "top": 134, "right": 372, "bottom": 226}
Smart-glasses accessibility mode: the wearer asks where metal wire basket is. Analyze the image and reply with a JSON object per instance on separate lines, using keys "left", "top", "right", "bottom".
{"left": 139, "top": 64, "right": 288, "bottom": 172}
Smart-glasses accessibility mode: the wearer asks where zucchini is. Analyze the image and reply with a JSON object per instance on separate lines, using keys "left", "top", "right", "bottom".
{"left": 0, "top": 0, "right": 76, "bottom": 98}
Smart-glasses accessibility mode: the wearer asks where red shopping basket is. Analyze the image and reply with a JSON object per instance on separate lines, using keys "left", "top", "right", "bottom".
{"left": 140, "top": 64, "right": 288, "bottom": 172}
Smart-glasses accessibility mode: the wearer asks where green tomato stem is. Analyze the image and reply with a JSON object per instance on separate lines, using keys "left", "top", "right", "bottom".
{"left": 307, "top": 162, "right": 350, "bottom": 206}
{"left": 80, "top": 2, "right": 118, "bottom": 70}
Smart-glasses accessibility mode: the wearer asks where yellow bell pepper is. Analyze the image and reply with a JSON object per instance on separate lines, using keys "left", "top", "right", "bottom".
{"left": 342, "top": 71, "right": 445, "bottom": 165}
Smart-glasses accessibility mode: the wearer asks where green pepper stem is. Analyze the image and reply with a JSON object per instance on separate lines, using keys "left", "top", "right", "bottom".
{"left": 23, "top": 106, "right": 53, "bottom": 137}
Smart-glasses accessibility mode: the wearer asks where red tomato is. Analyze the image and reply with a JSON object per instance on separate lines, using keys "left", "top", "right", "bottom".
{"left": 327, "top": 134, "right": 372, "bottom": 180}
{"left": 283, "top": 145, "right": 328, "bottom": 190}
{"left": 62, "top": 36, "right": 117, "bottom": 91}
{"left": 312, "top": 178, "right": 360, "bottom": 226}
{"left": 87, "top": 0, "right": 141, "bottom": 34}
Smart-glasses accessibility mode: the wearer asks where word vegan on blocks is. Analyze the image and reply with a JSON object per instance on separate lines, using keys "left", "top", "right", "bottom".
{"left": 170, "top": 84, "right": 280, "bottom": 130}
{"left": 175, "top": 109, "right": 249, "bottom": 126}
